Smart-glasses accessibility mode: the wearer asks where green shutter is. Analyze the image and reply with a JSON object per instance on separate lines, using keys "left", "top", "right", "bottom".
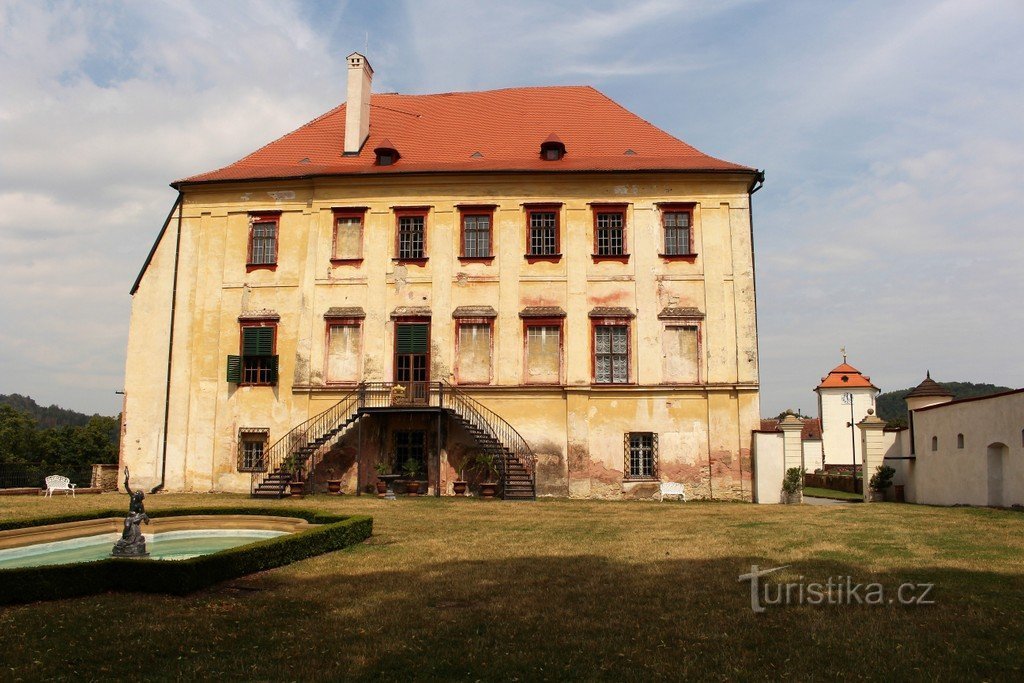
{"left": 226, "top": 355, "right": 242, "bottom": 383}
{"left": 268, "top": 355, "right": 279, "bottom": 385}
{"left": 396, "top": 324, "right": 428, "bottom": 354}
{"left": 242, "top": 326, "right": 274, "bottom": 356}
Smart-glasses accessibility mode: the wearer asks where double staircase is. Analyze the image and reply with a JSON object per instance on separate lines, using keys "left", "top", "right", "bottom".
{"left": 250, "top": 382, "right": 536, "bottom": 500}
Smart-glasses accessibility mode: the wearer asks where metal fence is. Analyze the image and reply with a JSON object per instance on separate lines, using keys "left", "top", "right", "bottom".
{"left": 0, "top": 463, "right": 94, "bottom": 489}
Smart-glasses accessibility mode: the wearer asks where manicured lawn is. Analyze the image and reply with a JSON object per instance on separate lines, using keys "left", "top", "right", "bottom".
{"left": 803, "top": 486, "right": 864, "bottom": 501}
{"left": 1, "top": 494, "right": 1022, "bottom": 679}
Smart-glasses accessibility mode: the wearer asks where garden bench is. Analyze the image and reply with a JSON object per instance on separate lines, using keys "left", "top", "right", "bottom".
{"left": 44, "top": 475, "right": 76, "bottom": 497}
{"left": 658, "top": 481, "right": 686, "bottom": 502}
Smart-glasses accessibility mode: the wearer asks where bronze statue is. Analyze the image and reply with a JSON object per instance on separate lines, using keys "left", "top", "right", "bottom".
{"left": 112, "top": 466, "right": 150, "bottom": 557}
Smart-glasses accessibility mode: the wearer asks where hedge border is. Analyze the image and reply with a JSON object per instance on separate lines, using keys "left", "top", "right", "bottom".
{"left": 0, "top": 508, "right": 372, "bottom": 605}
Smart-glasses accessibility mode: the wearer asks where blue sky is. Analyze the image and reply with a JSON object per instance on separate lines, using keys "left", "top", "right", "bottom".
{"left": 1, "top": 0, "right": 1022, "bottom": 417}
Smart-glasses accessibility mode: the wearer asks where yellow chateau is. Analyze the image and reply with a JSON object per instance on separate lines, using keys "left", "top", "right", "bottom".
{"left": 122, "top": 53, "right": 763, "bottom": 500}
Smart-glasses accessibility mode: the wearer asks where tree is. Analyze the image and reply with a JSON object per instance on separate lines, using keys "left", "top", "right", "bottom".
{"left": 0, "top": 405, "right": 39, "bottom": 464}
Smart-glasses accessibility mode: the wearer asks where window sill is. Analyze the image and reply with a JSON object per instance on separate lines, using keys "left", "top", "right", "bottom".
{"left": 237, "top": 468, "right": 268, "bottom": 474}
{"left": 458, "top": 256, "right": 495, "bottom": 264}
{"left": 246, "top": 263, "right": 277, "bottom": 272}
{"left": 330, "top": 258, "right": 363, "bottom": 266}
{"left": 237, "top": 383, "right": 277, "bottom": 388}
{"left": 392, "top": 257, "right": 429, "bottom": 265}
{"left": 659, "top": 253, "right": 698, "bottom": 262}
{"left": 524, "top": 254, "right": 562, "bottom": 263}
{"left": 591, "top": 254, "right": 630, "bottom": 263}
{"left": 623, "top": 477, "right": 659, "bottom": 483}
{"left": 591, "top": 382, "right": 635, "bottom": 387}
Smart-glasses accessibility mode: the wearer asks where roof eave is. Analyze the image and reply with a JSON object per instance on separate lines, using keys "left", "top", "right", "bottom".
{"left": 170, "top": 165, "right": 760, "bottom": 190}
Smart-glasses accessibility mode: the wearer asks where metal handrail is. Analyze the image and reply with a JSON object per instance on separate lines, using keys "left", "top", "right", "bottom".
{"left": 439, "top": 381, "right": 537, "bottom": 487}
{"left": 250, "top": 387, "right": 361, "bottom": 495}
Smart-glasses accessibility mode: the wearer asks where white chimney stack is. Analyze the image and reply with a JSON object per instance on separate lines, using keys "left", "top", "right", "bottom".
{"left": 344, "top": 52, "right": 373, "bottom": 155}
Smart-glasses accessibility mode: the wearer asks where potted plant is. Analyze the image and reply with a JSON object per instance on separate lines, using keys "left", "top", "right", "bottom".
{"left": 374, "top": 462, "right": 390, "bottom": 496}
{"left": 868, "top": 465, "right": 895, "bottom": 502}
{"left": 781, "top": 467, "right": 803, "bottom": 504}
{"left": 281, "top": 455, "right": 304, "bottom": 497}
{"left": 403, "top": 458, "right": 422, "bottom": 495}
{"left": 474, "top": 452, "right": 500, "bottom": 499}
{"left": 452, "top": 459, "right": 469, "bottom": 496}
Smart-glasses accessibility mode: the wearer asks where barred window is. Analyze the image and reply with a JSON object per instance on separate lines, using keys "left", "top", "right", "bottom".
{"left": 463, "top": 215, "right": 491, "bottom": 257}
{"left": 249, "top": 220, "right": 278, "bottom": 265}
{"left": 625, "top": 432, "right": 658, "bottom": 479}
{"left": 238, "top": 429, "right": 269, "bottom": 472}
{"left": 528, "top": 211, "right": 557, "bottom": 255}
{"left": 663, "top": 211, "right": 691, "bottom": 256}
{"left": 596, "top": 212, "right": 624, "bottom": 255}
{"left": 398, "top": 215, "right": 425, "bottom": 259}
{"left": 595, "top": 325, "right": 629, "bottom": 384}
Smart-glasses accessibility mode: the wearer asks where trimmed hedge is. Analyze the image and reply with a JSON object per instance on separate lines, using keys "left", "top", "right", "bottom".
{"left": 0, "top": 508, "right": 372, "bottom": 605}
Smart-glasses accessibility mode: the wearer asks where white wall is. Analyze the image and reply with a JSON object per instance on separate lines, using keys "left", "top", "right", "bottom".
{"left": 818, "top": 387, "right": 876, "bottom": 467}
{"left": 752, "top": 431, "right": 784, "bottom": 504}
{"left": 910, "top": 391, "right": 1024, "bottom": 506}
{"left": 802, "top": 439, "right": 823, "bottom": 472}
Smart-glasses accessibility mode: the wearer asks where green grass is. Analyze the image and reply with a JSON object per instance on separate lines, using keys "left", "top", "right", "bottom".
{"left": 1, "top": 494, "right": 1022, "bottom": 680}
{"left": 803, "top": 486, "right": 864, "bottom": 501}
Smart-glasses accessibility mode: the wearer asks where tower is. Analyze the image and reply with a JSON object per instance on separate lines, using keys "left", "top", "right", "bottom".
{"left": 815, "top": 360, "right": 878, "bottom": 468}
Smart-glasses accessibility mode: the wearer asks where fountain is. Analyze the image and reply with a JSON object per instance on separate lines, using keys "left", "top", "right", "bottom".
{"left": 111, "top": 467, "right": 150, "bottom": 557}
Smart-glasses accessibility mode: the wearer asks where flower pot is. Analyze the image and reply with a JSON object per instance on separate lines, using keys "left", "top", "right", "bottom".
{"left": 783, "top": 490, "right": 802, "bottom": 504}
{"left": 479, "top": 482, "right": 498, "bottom": 499}
{"left": 327, "top": 479, "right": 343, "bottom": 494}
{"left": 288, "top": 481, "right": 305, "bottom": 498}
{"left": 376, "top": 480, "right": 388, "bottom": 497}
{"left": 407, "top": 481, "right": 421, "bottom": 496}
{"left": 453, "top": 480, "right": 468, "bottom": 496}
{"left": 868, "top": 490, "right": 885, "bottom": 503}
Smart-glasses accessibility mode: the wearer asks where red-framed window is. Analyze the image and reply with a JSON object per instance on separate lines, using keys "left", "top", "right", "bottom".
{"left": 454, "top": 318, "right": 493, "bottom": 385}
{"left": 524, "top": 204, "right": 561, "bottom": 261}
{"left": 227, "top": 321, "right": 278, "bottom": 386}
{"left": 458, "top": 205, "right": 496, "bottom": 261}
{"left": 591, "top": 204, "right": 628, "bottom": 260}
{"left": 332, "top": 207, "right": 367, "bottom": 263}
{"left": 592, "top": 319, "right": 631, "bottom": 384}
{"left": 394, "top": 207, "right": 429, "bottom": 262}
{"left": 324, "top": 317, "right": 363, "bottom": 384}
{"left": 658, "top": 203, "right": 696, "bottom": 259}
{"left": 523, "top": 318, "right": 563, "bottom": 385}
{"left": 247, "top": 212, "right": 281, "bottom": 269}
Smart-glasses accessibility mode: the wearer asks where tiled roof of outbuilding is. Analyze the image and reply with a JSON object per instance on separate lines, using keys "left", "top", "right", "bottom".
{"left": 176, "top": 86, "right": 754, "bottom": 186}
{"left": 816, "top": 363, "right": 878, "bottom": 390}
{"left": 905, "top": 371, "right": 954, "bottom": 399}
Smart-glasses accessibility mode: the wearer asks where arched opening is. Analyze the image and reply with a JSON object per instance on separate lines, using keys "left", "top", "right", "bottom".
{"left": 987, "top": 442, "right": 1007, "bottom": 507}
{"left": 931, "top": 436, "right": 938, "bottom": 451}
{"left": 957, "top": 433, "right": 964, "bottom": 449}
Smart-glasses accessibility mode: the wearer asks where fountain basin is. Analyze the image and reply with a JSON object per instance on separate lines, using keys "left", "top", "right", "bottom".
{"left": 0, "top": 508, "right": 372, "bottom": 605}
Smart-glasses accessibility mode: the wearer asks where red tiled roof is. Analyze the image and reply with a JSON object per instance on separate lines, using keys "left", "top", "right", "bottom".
{"left": 816, "top": 363, "right": 878, "bottom": 390}
{"left": 176, "top": 86, "right": 754, "bottom": 186}
{"left": 758, "top": 418, "right": 822, "bottom": 441}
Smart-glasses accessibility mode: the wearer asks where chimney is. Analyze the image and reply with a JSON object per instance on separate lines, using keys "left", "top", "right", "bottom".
{"left": 344, "top": 52, "right": 373, "bottom": 155}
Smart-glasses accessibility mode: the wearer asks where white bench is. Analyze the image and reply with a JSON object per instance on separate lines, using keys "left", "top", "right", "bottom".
{"left": 44, "top": 475, "right": 76, "bottom": 497}
{"left": 659, "top": 481, "right": 686, "bottom": 502}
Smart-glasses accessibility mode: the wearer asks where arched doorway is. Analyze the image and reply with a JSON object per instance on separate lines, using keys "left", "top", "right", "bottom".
{"left": 986, "top": 443, "right": 1007, "bottom": 507}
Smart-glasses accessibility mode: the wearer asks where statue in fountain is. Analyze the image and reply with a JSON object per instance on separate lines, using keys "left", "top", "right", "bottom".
{"left": 112, "top": 467, "right": 150, "bottom": 557}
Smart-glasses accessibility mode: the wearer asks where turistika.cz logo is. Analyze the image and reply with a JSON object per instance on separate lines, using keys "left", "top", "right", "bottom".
{"left": 738, "top": 565, "right": 935, "bottom": 613}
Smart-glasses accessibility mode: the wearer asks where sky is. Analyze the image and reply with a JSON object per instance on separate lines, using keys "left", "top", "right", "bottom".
{"left": 1, "top": 0, "right": 1022, "bottom": 418}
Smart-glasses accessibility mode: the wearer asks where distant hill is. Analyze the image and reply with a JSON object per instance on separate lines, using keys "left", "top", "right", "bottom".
{"left": 876, "top": 382, "right": 1014, "bottom": 425}
{"left": 0, "top": 394, "right": 114, "bottom": 429}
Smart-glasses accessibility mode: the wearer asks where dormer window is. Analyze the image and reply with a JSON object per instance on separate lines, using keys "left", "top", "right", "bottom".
{"left": 374, "top": 139, "right": 400, "bottom": 166}
{"left": 540, "top": 133, "right": 565, "bottom": 161}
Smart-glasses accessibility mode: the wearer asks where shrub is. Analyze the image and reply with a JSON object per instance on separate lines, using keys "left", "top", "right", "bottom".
{"left": 782, "top": 468, "right": 803, "bottom": 495}
{"left": 0, "top": 508, "right": 372, "bottom": 605}
{"left": 869, "top": 465, "right": 896, "bottom": 492}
